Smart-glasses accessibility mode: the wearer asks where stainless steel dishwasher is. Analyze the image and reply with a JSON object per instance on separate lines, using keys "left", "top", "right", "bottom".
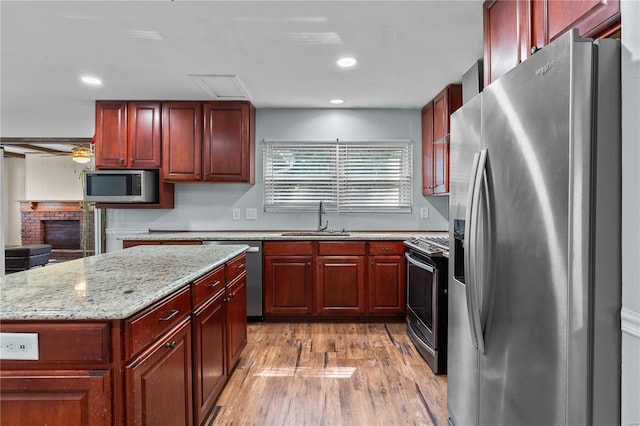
{"left": 203, "top": 240, "right": 263, "bottom": 321}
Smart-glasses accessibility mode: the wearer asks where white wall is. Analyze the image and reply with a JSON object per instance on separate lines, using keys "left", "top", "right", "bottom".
{"left": 2, "top": 156, "right": 25, "bottom": 245}
{"left": 106, "top": 108, "right": 449, "bottom": 250}
{"left": 621, "top": 1, "right": 640, "bottom": 425}
{"left": 25, "top": 154, "right": 87, "bottom": 200}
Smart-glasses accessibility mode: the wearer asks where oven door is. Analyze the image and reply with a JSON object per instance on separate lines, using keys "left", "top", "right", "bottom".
{"left": 406, "top": 251, "right": 438, "bottom": 350}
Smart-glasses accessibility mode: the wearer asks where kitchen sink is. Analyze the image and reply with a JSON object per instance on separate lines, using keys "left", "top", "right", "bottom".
{"left": 280, "top": 231, "right": 350, "bottom": 236}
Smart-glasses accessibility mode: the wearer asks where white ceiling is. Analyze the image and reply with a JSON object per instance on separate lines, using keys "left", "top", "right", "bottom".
{"left": 0, "top": 0, "right": 484, "bottom": 138}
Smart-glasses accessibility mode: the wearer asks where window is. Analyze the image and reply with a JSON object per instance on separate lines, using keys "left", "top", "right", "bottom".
{"left": 264, "top": 139, "right": 412, "bottom": 212}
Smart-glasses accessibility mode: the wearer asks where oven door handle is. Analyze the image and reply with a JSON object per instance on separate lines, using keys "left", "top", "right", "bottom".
{"left": 405, "top": 253, "right": 434, "bottom": 272}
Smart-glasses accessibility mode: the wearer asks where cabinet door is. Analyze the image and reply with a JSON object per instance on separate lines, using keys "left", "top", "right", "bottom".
{"left": 368, "top": 256, "right": 406, "bottom": 315}
{"left": 225, "top": 274, "right": 247, "bottom": 371}
{"left": 264, "top": 256, "right": 314, "bottom": 315}
{"left": 126, "top": 319, "right": 193, "bottom": 426}
{"left": 162, "top": 102, "right": 202, "bottom": 181}
{"left": 543, "top": 0, "right": 620, "bottom": 43}
{"left": 422, "top": 102, "right": 435, "bottom": 195}
{"left": 193, "top": 292, "right": 227, "bottom": 426}
{"left": 95, "top": 101, "right": 127, "bottom": 168}
{"left": 317, "top": 256, "right": 366, "bottom": 315}
{"left": 483, "top": 0, "right": 530, "bottom": 86}
{"left": 0, "top": 370, "right": 111, "bottom": 426}
{"left": 203, "top": 102, "right": 254, "bottom": 183}
{"left": 432, "top": 85, "right": 462, "bottom": 194}
{"left": 128, "top": 102, "right": 161, "bottom": 168}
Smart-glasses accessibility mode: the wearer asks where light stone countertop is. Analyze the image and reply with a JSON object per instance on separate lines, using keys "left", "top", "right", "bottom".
{"left": 0, "top": 245, "right": 248, "bottom": 321}
{"left": 118, "top": 231, "right": 447, "bottom": 241}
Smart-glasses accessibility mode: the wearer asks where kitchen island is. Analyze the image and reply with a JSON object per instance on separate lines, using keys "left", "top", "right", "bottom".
{"left": 0, "top": 244, "right": 249, "bottom": 426}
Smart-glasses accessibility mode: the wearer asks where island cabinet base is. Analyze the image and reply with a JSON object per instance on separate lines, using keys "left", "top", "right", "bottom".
{"left": 0, "top": 252, "right": 248, "bottom": 426}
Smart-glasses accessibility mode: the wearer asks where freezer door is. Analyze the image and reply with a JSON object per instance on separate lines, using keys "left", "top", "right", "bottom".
{"left": 477, "top": 31, "right": 596, "bottom": 425}
{"left": 447, "top": 95, "right": 482, "bottom": 425}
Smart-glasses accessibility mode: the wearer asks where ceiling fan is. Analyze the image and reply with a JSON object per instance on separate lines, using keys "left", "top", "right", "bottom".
{"left": 1, "top": 140, "right": 94, "bottom": 163}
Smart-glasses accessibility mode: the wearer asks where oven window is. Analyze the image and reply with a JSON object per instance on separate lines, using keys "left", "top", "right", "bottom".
{"left": 407, "top": 254, "right": 435, "bottom": 332}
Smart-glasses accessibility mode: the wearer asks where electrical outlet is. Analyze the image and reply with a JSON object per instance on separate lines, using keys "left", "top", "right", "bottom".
{"left": 420, "top": 207, "right": 429, "bottom": 219}
{"left": 232, "top": 208, "right": 241, "bottom": 220}
{"left": 245, "top": 208, "right": 257, "bottom": 220}
{"left": 0, "top": 333, "right": 39, "bottom": 360}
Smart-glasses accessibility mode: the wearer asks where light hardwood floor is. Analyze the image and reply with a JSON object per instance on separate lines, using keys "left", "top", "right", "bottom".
{"left": 209, "top": 322, "right": 448, "bottom": 426}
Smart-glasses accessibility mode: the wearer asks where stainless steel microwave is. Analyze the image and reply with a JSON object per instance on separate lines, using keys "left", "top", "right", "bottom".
{"left": 84, "top": 170, "right": 158, "bottom": 203}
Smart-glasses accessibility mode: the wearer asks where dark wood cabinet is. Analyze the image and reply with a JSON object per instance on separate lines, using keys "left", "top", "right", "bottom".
{"left": 0, "top": 370, "right": 112, "bottom": 426}
{"left": 421, "top": 102, "right": 435, "bottom": 195}
{"left": 125, "top": 318, "right": 193, "bottom": 426}
{"left": 95, "top": 101, "right": 161, "bottom": 169}
{"left": 483, "top": 0, "right": 620, "bottom": 86}
{"left": 95, "top": 101, "right": 128, "bottom": 168}
{"left": 264, "top": 240, "right": 405, "bottom": 320}
{"left": 192, "top": 290, "right": 227, "bottom": 425}
{"left": 264, "top": 242, "right": 314, "bottom": 316}
{"left": 162, "top": 102, "right": 203, "bottom": 181}
{"left": 203, "top": 102, "right": 255, "bottom": 183}
{"left": 163, "top": 101, "right": 255, "bottom": 184}
{"left": 225, "top": 273, "right": 247, "bottom": 370}
{"left": 317, "top": 256, "right": 366, "bottom": 315}
{"left": 483, "top": 0, "right": 529, "bottom": 86}
{"left": 422, "top": 85, "right": 462, "bottom": 195}
{"left": 367, "top": 242, "right": 406, "bottom": 315}
{"left": 127, "top": 102, "right": 162, "bottom": 169}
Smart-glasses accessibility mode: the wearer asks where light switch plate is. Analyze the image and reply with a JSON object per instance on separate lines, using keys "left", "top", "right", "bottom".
{"left": 246, "top": 208, "right": 257, "bottom": 220}
{"left": 232, "top": 208, "right": 241, "bottom": 220}
{"left": 420, "top": 207, "right": 429, "bottom": 219}
{"left": 0, "top": 332, "right": 39, "bottom": 360}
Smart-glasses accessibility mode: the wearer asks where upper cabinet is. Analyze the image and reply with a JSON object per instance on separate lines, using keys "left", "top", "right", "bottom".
{"left": 483, "top": 0, "right": 620, "bottom": 86}
{"left": 95, "top": 101, "right": 162, "bottom": 169}
{"left": 163, "top": 101, "right": 255, "bottom": 184}
{"left": 422, "top": 84, "right": 462, "bottom": 196}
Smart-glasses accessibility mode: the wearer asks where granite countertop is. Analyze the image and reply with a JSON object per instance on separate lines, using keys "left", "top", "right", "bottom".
{"left": 0, "top": 245, "right": 248, "bottom": 321}
{"left": 119, "top": 230, "right": 448, "bottom": 241}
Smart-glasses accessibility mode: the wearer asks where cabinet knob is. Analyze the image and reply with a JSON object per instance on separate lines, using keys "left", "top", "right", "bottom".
{"left": 223, "top": 298, "right": 229, "bottom": 303}
{"left": 165, "top": 341, "right": 177, "bottom": 349}
{"left": 230, "top": 292, "right": 236, "bottom": 298}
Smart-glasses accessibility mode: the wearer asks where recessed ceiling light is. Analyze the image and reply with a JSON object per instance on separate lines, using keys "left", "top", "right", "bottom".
{"left": 81, "top": 76, "right": 102, "bottom": 86}
{"left": 330, "top": 99, "right": 345, "bottom": 105}
{"left": 336, "top": 57, "right": 357, "bottom": 68}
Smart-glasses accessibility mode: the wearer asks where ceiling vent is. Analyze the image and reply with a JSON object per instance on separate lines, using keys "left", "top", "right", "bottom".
{"left": 189, "top": 74, "right": 251, "bottom": 100}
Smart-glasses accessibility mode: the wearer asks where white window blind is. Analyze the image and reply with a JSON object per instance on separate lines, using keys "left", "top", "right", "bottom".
{"left": 264, "top": 139, "right": 412, "bottom": 213}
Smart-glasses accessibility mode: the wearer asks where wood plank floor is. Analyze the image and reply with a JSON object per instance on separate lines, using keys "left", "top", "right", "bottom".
{"left": 208, "top": 322, "right": 448, "bottom": 426}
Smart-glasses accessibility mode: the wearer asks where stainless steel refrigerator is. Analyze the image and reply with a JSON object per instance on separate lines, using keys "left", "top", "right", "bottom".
{"left": 447, "top": 30, "right": 621, "bottom": 426}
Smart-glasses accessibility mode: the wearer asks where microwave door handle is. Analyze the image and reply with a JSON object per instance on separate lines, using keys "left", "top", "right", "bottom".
{"left": 405, "top": 253, "right": 435, "bottom": 272}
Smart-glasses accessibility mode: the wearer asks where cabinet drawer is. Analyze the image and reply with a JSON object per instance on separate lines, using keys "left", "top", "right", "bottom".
{"left": 125, "top": 288, "right": 191, "bottom": 359}
{"left": 226, "top": 254, "right": 246, "bottom": 282}
{"left": 264, "top": 241, "right": 313, "bottom": 256}
{"left": 0, "top": 322, "right": 111, "bottom": 366}
{"left": 192, "top": 266, "right": 225, "bottom": 308}
{"left": 318, "top": 241, "right": 366, "bottom": 256}
{"left": 368, "top": 241, "right": 405, "bottom": 256}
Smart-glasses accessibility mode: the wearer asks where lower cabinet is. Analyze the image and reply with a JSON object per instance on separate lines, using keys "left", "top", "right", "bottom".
{"left": 0, "top": 369, "right": 112, "bottom": 426}
{"left": 226, "top": 274, "right": 248, "bottom": 370}
{"left": 264, "top": 241, "right": 406, "bottom": 319}
{"left": 125, "top": 318, "right": 193, "bottom": 426}
{"left": 192, "top": 291, "right": 227, "bottom": 426}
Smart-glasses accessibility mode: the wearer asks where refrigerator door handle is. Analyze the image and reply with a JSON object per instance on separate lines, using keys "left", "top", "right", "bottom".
{"left": 467, "top": 149, "right": 488, "bottom": 354}
{"left": 464, "top": 152, "right": 482, "bottom": 352}
{"left": 476, "top": 150, "right": 494, "bottom": 338}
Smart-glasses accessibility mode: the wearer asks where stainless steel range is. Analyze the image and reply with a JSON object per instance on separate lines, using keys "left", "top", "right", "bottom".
{"left": 404, "top": 235, "right": 449, "bottom": 374}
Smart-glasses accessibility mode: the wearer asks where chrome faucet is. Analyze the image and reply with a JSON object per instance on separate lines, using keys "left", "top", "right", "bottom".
{"left": 318, "top": 201, "right": 328, "bottom": 231}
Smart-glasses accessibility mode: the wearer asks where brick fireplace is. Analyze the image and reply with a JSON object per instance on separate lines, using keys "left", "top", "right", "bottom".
{"left": 20, "top": 202, "right": 95, "bottom": 261}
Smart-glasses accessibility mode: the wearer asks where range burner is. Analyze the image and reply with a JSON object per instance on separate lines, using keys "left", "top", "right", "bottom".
{"left": 403, "top": 235, "right": 449, "bottom": 257}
